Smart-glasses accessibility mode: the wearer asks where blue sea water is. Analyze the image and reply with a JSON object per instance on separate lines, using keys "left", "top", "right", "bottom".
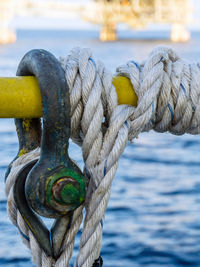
{"left": 1, "top": 28, "right": 200, "bottom": 267}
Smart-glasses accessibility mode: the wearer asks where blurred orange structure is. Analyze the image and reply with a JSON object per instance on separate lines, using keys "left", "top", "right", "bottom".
{"left": 0, "top": 0, "right": 193, "bottom": 44}
{"left": 0, "top": 0, "right": 16, "bottom": 44}
{"left": 85, "top": 0, "right": 193, "bottom": 41}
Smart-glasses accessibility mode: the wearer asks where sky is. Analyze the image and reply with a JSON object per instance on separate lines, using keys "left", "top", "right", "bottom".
{"left": 192, "top": 0, "right": 200, "bottom": 28}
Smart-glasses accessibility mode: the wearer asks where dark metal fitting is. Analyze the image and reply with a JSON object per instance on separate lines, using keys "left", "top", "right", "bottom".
{"left": 92, "top": 256, "right": 103, "bottom": 267}
{"left": 14, "top": 49, "right": 86, "bottom": 218}
{"left": 11, "top": 49, "right": 87, "bottom": 258}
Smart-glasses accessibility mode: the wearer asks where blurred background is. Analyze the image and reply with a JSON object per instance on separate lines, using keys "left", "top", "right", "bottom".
{"left": 1, "top": 0, "right": 200, "bottom": 266}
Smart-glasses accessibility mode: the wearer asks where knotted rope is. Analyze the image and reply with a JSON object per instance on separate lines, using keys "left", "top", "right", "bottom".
{"left": 5, "top": 46, "right": 200, "bottom": 267}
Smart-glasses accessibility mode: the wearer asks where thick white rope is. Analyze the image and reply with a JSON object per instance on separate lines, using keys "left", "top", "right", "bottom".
{"left": 5, "top": 46, "right": 200, "bottom": 267}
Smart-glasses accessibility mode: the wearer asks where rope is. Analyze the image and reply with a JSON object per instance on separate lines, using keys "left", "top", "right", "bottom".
{"left": 5, "top": 46, "right": 200, "bottom": 267}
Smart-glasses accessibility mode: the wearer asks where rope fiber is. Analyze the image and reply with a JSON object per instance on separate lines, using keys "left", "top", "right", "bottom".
{"left": 5, "top": 46, "right": 200, "bottom": 267}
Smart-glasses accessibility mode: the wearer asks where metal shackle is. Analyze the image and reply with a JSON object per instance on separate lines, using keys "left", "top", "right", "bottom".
{"left": 15, "top": 49, "right": 86, "bottom": 218}
{"left": 4, "top": 115, "right": 41, "bottom": 180}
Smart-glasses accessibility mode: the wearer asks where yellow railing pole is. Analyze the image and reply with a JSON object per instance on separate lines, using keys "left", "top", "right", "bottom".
{"left": 0, "top": 76, "right": 138, "bottom": 118}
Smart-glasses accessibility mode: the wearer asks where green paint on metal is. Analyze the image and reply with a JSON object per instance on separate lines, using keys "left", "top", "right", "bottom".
{"left": 60, "top": 184, "right": 80, "bottom": 204}
{"left": 45, "top": 167, "right": 85, "bottom": 208}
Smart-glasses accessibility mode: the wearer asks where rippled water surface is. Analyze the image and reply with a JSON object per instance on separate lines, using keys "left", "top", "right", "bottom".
{"left": 1, "top": 28, "right": 200, "bottom": 267}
